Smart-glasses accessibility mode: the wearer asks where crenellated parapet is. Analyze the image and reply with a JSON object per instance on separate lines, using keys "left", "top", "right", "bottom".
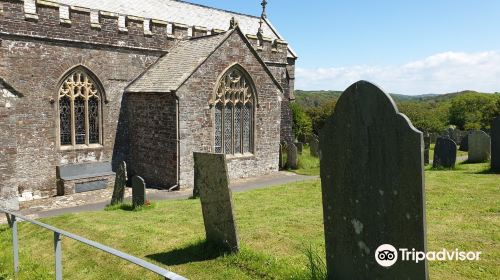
{"left": 245, "top": 34, "right": 288, "bottom": 65}
{"left": 0, "top": 0, "right": 290, "bottom": 61}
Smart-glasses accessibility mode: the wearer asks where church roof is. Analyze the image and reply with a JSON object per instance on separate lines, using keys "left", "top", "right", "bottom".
{"left": 126, "top": 27, "right": 283, "bottom": 93}
{"left": 53, "top": 0, "right": 297, "bottom": 58}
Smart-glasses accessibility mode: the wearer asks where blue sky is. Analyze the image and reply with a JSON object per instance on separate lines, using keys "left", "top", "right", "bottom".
{"left": 190, "top": 0, "right": 500, "bottom": 94}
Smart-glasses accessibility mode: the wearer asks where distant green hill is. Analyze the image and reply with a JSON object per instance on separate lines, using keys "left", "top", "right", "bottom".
{"left": 294, "top": 90, "right": 497, "bottom": 109}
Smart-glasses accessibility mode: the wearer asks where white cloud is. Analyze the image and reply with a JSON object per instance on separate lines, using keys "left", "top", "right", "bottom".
{"left": 296, "top": 51, "right": 500, "bottom": 95}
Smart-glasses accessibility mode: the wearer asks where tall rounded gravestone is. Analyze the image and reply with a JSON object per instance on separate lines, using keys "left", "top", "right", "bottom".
{"left": 320, "top": 81, "right": 428, "bottom": 279}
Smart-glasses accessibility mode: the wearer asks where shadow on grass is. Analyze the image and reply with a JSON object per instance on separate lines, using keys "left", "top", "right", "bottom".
{"left": 146, "top": 240, "right": 226, "bottom": 266}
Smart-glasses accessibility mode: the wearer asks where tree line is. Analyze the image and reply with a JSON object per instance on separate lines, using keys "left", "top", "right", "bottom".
{"left": 291, "top": 90, "right": 500, "bottom": 141}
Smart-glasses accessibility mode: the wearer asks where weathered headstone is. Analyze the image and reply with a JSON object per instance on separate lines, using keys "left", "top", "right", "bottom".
{"left": 491, "top": 117, "right": 500, "bottom": 172}
{"left": 131, "top": 175, "right": 146, "bottom": 208}
{"left": 424, "top": 133, "right": 430, "bottom": 165}
{"left": 287, "top": 143, "right": 298, "bottom": 169}
{"left": 111, "top": 161, "right": 127, "bottom": 205}
{"left": 433, "top": 137, "right": 457, "bottom": 168}
{"left": 320, "top": 81, "right": 428, "bottom": 279}
{"left": 468, "top": 130, "right": 491, "bottom": 163}
{"left": 310, "top": 137, "right": 320, "bottom": 158}
{"left": 295, "top": 142, "right": 303, "bottom": 154}
{"left": 193, "top": 152, "right": 239, "bottom": 253}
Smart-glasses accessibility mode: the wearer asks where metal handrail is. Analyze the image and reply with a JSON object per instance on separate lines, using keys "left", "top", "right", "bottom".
{"left": 1, "top": 208, "right": 187, "bottom": 280}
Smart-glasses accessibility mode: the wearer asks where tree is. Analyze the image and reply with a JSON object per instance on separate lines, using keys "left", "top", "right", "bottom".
{"left": 290, "top": 102, "right": 313, "bottom": 142}
{"left": 448, "top": 93, "right": 499, "bottom": 130}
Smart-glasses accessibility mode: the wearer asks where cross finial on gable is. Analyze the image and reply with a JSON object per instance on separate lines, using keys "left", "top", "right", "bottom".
{"left": 257, "top": 0, "right": 268, "bottom": 37}
{"left": 261, "top": 0, "right": 268, "bottom": 19}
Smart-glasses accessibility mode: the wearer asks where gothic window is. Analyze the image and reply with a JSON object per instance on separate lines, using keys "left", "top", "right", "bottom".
{"left": 58, "top": 69, "right": 102, "bottom": 147}
{"left": 213, "top": 66, "right": 255, "bottom": 155}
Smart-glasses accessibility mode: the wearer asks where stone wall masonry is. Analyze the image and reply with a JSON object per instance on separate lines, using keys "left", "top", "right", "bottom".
{"left": 126, "top": 93, "right": 177, "bottom": 188}
{"left": 177, "top": 31, "right": 281, "bottom": 188}
{"left": 0, "top": 81, "right": 19, "bottom": 209}
{"left": 0, "top": 37, "right": 160, "bottom": 199}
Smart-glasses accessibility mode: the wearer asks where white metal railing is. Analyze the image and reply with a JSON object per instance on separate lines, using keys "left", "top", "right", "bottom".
{"left": 1, "top": 208, "right": 187, "bottom": 280}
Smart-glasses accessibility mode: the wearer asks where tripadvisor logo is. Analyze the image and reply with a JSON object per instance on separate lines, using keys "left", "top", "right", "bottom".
{"left": 375, "top": 244, "right": 482, "bottom": 267}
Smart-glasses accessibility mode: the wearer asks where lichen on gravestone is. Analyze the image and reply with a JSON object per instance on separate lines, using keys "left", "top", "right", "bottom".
{"left": 320, "top": 81, "right": 428, "bottom": 279}
{"left": 111, "top": 161, "right": 127, "bottom": 205}
{"left": 194, "top": 152, "right": 239, "bottom": 253}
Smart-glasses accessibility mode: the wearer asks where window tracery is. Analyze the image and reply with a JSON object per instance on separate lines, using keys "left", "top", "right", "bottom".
{"left": 58, "top": 69, "right": 102, "bottom": 147}
{"left": 213, "top": 66, "right": 255, "bottom": 155}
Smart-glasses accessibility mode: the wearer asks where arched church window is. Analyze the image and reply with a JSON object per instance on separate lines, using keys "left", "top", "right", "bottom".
{"left": 58, "top": 68, "right": 102, "bottom": 147}
{"left": 213, "top": 66, "right": 255, "bottom": 155}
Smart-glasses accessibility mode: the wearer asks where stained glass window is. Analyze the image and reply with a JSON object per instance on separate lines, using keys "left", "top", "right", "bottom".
{"left": 59, "top": 96, "right": 71, "bottom": 145}
{"left": 214, "top": 103, "right": 223, "bottom": 153}
{"left": 224, "top": 103, "right": 233, "bottom": 154}
{"left": 58, "top": 68, "right": 102, "bottom": 147}
{"left": 213, "top": 66, "right": 255, "bottom": 155}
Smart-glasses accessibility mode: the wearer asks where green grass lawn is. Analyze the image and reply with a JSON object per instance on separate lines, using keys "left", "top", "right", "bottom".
{"left": 1, "top": 163, "right": 498, "bottom": 279}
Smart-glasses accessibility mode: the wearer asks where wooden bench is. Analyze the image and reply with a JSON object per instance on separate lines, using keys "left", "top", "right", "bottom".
{"left": 56, "top": 162, "right": 115, "bottom": 195}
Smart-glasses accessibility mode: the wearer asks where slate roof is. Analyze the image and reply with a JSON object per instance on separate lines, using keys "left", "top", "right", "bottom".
{"left": 53, "top": 0, "right": 296, "bottom": 58}
{"left": 126, "top": 28, "right": 283, "bottom": 93}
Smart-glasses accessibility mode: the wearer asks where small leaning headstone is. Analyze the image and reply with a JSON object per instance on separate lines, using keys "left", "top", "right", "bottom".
{"left": 287, "top": 143, "right": 298, "bottom": 169}
{"left": 132, "top": 176, "right": 146, "bottom": 208}
{"left": 194, "top": 152, "right": 239, "bottom": 253}
{"left": 320, "top": 81, "right": 428, "bottom": 279}
{"left": 468, "top": 130, "right": 491, "bottom": 163}
{"left": 433, "top": 137, "right": 457, "bottom": 168}
{"left": 111, "top": 161, "right": 127, "bottom": 205}
{"left": 491, "top": 117, "right": 500, "bottom": 172}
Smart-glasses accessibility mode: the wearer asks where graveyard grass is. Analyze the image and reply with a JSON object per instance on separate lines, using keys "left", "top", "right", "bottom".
{"left": 0, "top": 164, "right": 499, "bottom": 279}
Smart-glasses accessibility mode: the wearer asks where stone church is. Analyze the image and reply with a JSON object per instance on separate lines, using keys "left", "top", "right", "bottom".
{"left": 0, "top": 0, "right": 296, "bottom": 209}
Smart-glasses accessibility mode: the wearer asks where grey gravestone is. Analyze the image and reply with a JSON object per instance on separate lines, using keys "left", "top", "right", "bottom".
{"left": 295, "top": 142, "right": 303, "bottom": 154}
{"left": 194, "top": 152, "right": 239, "bottom": 253}
{"left": 433, "top": 137, "right": 457, "bottom": 168}
{"left": 320, "top": 81, "right": 428, "bottom": 279}
{"left": 111, "top": 161, "right": 127, "bottom": 205}
{"left": 491, "top": 117, "right": 500, "bottom": 172}
{"left": 310, "top": 137, "right": 320, "bottom": 158}
{"left": 287, "top": 143, "right": 298, "bottom": 169}
{"left": 279, "top": 143, "right": 287, "bottom": 169}
{"left": 468, "top": 130, "right": 491, "bottom": 163}
{"left": 424, "top": 134, "right": 430, "bottom": 165}
{"left": 459, "top": 132, "right": 469, "bottom": 151}
{"left": 132, "top": 176, "right": 146, "bottom": 208}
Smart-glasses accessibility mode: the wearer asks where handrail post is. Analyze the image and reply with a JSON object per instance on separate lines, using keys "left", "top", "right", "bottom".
{"left": 12, "top": 215, "right": 19, "bottom": 273}
{"left": 54, "top": 232, "right": 62, "bottom": 280}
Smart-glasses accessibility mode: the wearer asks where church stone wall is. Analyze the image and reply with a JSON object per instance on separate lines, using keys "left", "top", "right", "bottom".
{"left": 126, "top": 93, "right": 178, "bottom": 188}
{"left": 177, "top": 31, "right": 281, "bottom": 188}
{"left": 0, "top": 82, "right": 19, "bottom": 209}
{"left": 0, "top": 37, "right": 160, "bottom": 199}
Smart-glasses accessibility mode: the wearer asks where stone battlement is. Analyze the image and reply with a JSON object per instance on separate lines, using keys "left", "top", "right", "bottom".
{"left": 0, "top": 0, "right": 288, "bottom": 59}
